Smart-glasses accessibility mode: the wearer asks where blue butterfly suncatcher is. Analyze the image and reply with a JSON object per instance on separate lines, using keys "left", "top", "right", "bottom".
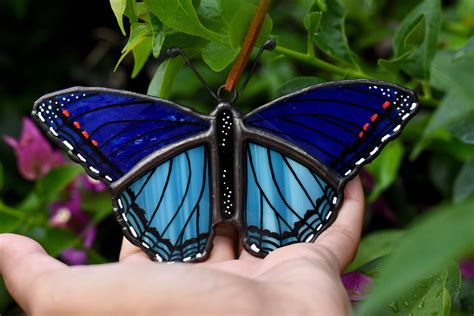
{"left": 32, "top": 79, "right": 418, "bottom": 263}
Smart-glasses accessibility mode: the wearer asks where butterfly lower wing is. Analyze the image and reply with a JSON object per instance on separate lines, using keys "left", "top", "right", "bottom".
{"left": 243, "top": 142, "right": 340, "bottom": 256}
{"left": 32, "top": 87, "right": 210, "bottom": 183}
{"left": 115, "top": 145, "right": 212, "bottom": 262}
{"left": 244, "top": 80, "right": 418, "bottom": 179}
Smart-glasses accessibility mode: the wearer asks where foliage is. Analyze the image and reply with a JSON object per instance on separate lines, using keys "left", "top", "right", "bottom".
{"left": 0, "top": 0, "right": 473, "bottom": 314}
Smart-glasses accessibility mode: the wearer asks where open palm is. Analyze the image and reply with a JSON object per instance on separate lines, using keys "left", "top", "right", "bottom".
{"left": 0, "top": 177, "right": 363, "bottom": 315}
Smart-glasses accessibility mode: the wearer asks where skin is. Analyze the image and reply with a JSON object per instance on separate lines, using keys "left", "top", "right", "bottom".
{"left": 0, "top": 177, "right": 363, "bottom": 315}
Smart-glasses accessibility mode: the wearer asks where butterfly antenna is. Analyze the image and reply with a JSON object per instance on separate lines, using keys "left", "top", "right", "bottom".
{"left": 167, "top": 48, "right": 219, "bottom": 101}
{"left": 237, "top": 39, "right": 276, "bottom": 99}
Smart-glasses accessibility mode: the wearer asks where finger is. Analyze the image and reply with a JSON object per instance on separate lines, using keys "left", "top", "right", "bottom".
{"left": 0, "top": 233, "right": 66, "bottom": 312}
{"left": 316, "top": 176, "right": 364, "bottom": 272}
{"left": 119, "top": 238, "right": 151, "bottom": 262}
{"left": 206, "top": 224, "right": 238, "bottom": 263}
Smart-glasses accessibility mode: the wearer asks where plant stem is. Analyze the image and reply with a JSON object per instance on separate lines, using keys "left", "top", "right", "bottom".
{"left": 274, "top": 45, "right": 375, "bottom": 79}
{"left": 0, "top": 201, "right": 25, "bottom": 219}
{"left": 419, "top": 96, "right": 439, "bottom": 108}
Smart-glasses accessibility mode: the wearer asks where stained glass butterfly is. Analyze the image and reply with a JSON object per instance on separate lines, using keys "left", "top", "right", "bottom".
{"left": 32, "top": 46, "right": 418, "bottom": 263}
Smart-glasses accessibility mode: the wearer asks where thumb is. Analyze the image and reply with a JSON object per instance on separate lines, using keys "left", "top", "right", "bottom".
{"left": 0, "top": 233, "right": 66, "bottom": 312}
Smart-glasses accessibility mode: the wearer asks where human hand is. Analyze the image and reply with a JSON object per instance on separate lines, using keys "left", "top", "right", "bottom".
{"left": 0, "top": 177, "right": 363, "bottom": 315}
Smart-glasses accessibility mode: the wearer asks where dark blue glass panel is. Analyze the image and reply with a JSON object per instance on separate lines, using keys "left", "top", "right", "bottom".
{"left": 244, "top": 82, "right": 418, "bottom": 178}
{"left": 33, "top": 88, "right": 210, "bottom": 181}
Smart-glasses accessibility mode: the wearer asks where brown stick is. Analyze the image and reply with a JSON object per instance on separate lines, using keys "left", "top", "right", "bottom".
{"left": 224, "top": 0, "right": 271, "bottom": 92}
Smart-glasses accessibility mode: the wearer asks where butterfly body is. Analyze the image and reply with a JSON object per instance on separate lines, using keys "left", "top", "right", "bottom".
{"left": 32, "top": 80, "right": 418, "bottom": 263}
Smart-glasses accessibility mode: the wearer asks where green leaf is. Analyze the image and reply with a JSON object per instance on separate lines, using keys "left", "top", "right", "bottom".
{"left": 0, "top": 161, "right": 3, "bottom": 194}
{"left": 445, "top": 262, "right": 462, "bottom": 302}
{"left": 202, "top": 42, "right": 239, "bottom": 71}
{"left": 145, "top": 0, "right": 224, "bottom": 43}
{"left": 198, "top": 0, "right": 221, "bottom": 19}
{"left": 314, "top": 0, "right": 327, "bottom": 12}
{"left": 228, "top": 3, "right": 273, "bottom": 49}
{"left": 312, "top": 0, "right": 358, "bottom": 66}
{"left": 0, "top": 202, "right": 23, "bottom": 232}
{"left": 121, "top": 23, "right": 151, "bottom": 54}
{"left": 131, "top": 37, "right": 152, "bottom": 77}
{"left": 413, "top": 43, "right": 474, "bottom": 156}
{"left": 81, "top": 191, "right": 112, "bottom": 223}
{"left": 217, "top": 0, "right": 244, "bottom": 22}
{"left": 387, "top": 0, "right": 441, "bottom": 78}
{"left": 366, "top": 140, "right": 405, "bottom": 201}
{"left": 356, "top": 196, "right": 474, "bottom": 315}
{"left": 35, "top": 165, "right": 82, "bottom": 204}
{"left": 303, "top": 11, "right": 322, "bottom": 39}
{"left": 368, "top": 268, "right": 452, "bottom": 315}
{"left": 115, "top": 23, "right": 151, "bottom": 70}
{"left": 147, "top": 58, "right": 185, "bottom": 99}
{"left": 124, "top": 0, "right": 137, "bottom": 23}
{"left": 448, "top": 114, "right": 474, "bottom": 145}
{"left": 453, "top": 160, "right": 474, "bottom": 203}
{"left": 428, "top": 154, "right": 461, "bottom": 197}
{"left": 347, "top": 229, "right": 404, "bottom": 272}
{"left": 110, "top": 0, "right": 127, "bottom": 35}
{"left": 277, "top": 76, "right": 324, "bottom": 97}
{"left": 150, "top": 13, "right": 166, "bottom": 58}
{"left": 40, "top": 227, "right": 78, "bottom": 257}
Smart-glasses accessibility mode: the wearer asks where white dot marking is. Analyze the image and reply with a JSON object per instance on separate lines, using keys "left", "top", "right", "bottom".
{"left": 250, "top": 244, "right": 260, "bottom": 253}
{"left": 63, "top": 140, "right": 74, "bottom": 150}
{"left": 49, "top": 127, "right": 59, "bottom": 136}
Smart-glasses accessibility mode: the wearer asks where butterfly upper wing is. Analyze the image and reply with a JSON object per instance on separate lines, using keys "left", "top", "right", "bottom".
{"left": 241, "top": 80, "right": 418, "bottom": 256}
{"left": 116, "top": 145, "right": 212, "bottom": 262}
{"left": 32, "top": 87, "right": 210, "bottom": 182}
{"left": 244, "top": 80, "right": 418, "bottom": 178}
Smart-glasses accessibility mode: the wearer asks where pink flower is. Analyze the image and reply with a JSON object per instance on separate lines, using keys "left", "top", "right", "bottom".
{"left": 80, "top": 174, "right": 107, "bottom": 192}
{"left": 3, "top": 117, "right": 63, "bottom": 180}
{"left": 49, "top": 191, "right": 97, "bottom": 265}
{"left": 341, "top": 272, "right": 373, "bottom": 301}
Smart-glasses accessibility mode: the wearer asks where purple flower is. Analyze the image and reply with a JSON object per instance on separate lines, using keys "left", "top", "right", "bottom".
{"left": 80, "top": 174, "right": 107, "bottom": 192}
{"left": 341, "top": 272, "right": 373, "bottom": 301}
{"left": 460, "top": 259, "right": 474, "bottom": 279}
{"left": 60, "top": 248, "right": 88, "bottom": 266}
{"left": 3, "top": 117, "right": 63, "bottom": 180}
{"left": 49, "top": 191, "right": 97, "bottom": 265}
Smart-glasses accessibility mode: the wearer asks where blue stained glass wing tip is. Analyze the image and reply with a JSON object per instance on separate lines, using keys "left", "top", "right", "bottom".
{"left": 244, "top": 80, "right": 418, "bottom": 180}
{"left": 32, "top": 87, "right": 210, "bottom": 183}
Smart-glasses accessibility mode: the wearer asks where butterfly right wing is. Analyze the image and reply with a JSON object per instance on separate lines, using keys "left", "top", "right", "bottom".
{"left": 115, "top": 145, "right": 212, "bottom": 263}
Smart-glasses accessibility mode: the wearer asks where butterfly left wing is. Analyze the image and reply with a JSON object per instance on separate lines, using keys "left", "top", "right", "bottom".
{"left": 32, "top": 87, "right": 210, "bottom": 183}
{"left": 241, "top": 80, "right": 418, "bottom": 256}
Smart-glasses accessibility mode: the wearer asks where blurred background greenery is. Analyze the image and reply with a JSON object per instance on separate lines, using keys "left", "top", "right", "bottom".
{"left": 0, "top": 0, "right": 473, "bottom": 314}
